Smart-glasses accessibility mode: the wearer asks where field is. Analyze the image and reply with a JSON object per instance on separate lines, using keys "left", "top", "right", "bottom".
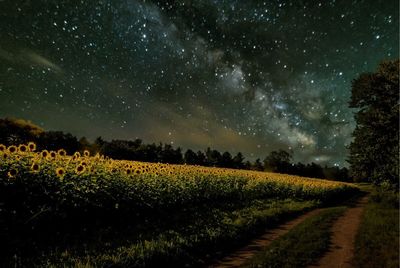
{"left": 353, "top": 188, "right": 399, "bottom": 268}
{"left": 0, "top": 143, "right": 358, "bottom": 267}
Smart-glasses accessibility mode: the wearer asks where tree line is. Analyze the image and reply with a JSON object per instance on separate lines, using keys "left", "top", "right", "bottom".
{"left": 0, "top": 117, "right": 350, "bottom": 181}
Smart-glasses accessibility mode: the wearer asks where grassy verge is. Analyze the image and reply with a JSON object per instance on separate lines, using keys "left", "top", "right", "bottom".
{"left": 15, "top": 199, "right": 318, "bottom": 267}
{"left": 241, "top": 206, "right": 347, "bottom": 268}
{"left": 353, "top": 188, "right": 399, "bottom": 268}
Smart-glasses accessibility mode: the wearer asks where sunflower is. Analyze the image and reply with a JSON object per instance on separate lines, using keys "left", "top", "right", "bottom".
{"left": 57, "top": 149, "right": 67, "bottom": 157}
{"left": 27, "top": 142, "right": 36, "bottom": 152}
{"left": 55, "top": 167, "right": 66, "bottom": 178}
{"left": 75, "top": 164, "right": 86, "bottom": 175}
{"left": 125, "top": 168, "right": 132, "bottom": 175}
{"left": 0, "top": 144, "right": 6, "bottom": 152}
{"left": 31, "top": 162, "right": 40, "bottom": 172}
{"left": 8, "top": 145, "right": 17, "bottom": 154}
{"left": 7, "top": 168, "right": 18, "bottom": 178}
{"left": 49, "top": 151, "right": 57, "bottom": 159}
{"left": 1, "top": 152, "right": 9, "bottom": 159}
{"left": 40, "top": 150, "right": 49, "bottom": 158}
{"left": 18, "top": 144, "right": 28, "bottom": 153}
{"left": 83, "top": 150, "right": 90, "bottom": 157}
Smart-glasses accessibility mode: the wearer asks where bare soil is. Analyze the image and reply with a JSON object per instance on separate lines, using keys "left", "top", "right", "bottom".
{"left": 308, "top": 195, "right": 369, "bottom": 268}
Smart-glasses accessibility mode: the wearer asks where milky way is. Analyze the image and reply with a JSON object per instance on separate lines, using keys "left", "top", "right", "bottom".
{"left": 0, "top": 0, "right": 398, "bottom": 166}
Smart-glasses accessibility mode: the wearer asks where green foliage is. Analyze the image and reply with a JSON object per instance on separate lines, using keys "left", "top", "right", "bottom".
{"left": 0, "top": 118, "right": 44, "bottom": 145}
{"left": 242, "top": 207, "right": 346, "bottom": 268}
{"left": 0, "top": 146, "right": 359, "bottom": 266}
{"left": 354, "top": 189, "right": 399, "bottom": 268}
{"left": 264, "top": 150, "right": 293, "bottom": 172}
{"left": 40, "top": 200, "right": 317, "bottom": 267}
{"left": 348, "top": 59, "right": 399, "bottom": 187}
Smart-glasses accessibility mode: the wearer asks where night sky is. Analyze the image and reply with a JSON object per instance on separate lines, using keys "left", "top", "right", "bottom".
{"left": 0, "top": 0, "right": 398, "bottom": 166}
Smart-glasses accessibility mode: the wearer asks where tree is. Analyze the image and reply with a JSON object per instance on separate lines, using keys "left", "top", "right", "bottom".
{"left": 184, "top": 149, "right": 198, "bottom": 165}
{"left": 79, "top": 137, "right": 91, "bottom": 152}
{"left": 196, "top": 151, "right": 206, "bottom": 166}
{"left": 37, "top": 131, "right": 80, "bottom": 154}
{"left": 221, "top": 152, "right": 233, "bottom": 168}
{"left": 252, "top": 158, "right": 264, "bottom": 171}
{"left": 0, "top": 118, "right": 44, "bottom": 145}
{"left": 348, "top": 59, "right": 399, "bottom": 187}
{"left": 232, "top": 152, "right": 244, "bottom": 169}
{"left": 264, "top": 150, "right": 292, "bottom": 173}
{"left": 205, "top": 148, "right": 222, "bottom": 166}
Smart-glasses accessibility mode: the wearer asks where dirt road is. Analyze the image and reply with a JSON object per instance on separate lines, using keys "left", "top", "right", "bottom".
{"left": 308, "top": 195, "right": 369, "bottom": 268}
{"left": 209, "top": 208, "right": 324, "bottom": 268}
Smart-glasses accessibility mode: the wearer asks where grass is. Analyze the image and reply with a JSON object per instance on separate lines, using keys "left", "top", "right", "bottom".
{"left": 5, "top": 199, "right": 319, "bottom": 267}
{"left": 241, "top": 206, "right": 347, "bottom": 268}
{"left": 353, "top": 188, "right": 399, "bottom": 268}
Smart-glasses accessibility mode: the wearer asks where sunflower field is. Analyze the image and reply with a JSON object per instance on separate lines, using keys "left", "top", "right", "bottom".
{"left": 0, "top": 143, "right": 359, "bottom": 267}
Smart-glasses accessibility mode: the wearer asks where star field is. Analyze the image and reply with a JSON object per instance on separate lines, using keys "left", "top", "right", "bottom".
{"left": 0, "top": 0, "right": 398, "bottom": 166}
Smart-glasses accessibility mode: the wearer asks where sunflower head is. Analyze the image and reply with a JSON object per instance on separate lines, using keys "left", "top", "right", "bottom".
{"left": 1, "top": 152, "right": 9, "bottom": 159}
{"left": 0, "top": 144, "right": 6, "bottom": 152}
{"left": 72, "top": 152, "right": 80, "bottom": 161}
{"left": 125, "top": 168, "right": 132, "bottom": 175}
{"left": 31, "top": 162, "right": 40, "bottom": 172}
{"left": 75, "top": 164, "right": 86, "bottom": 174}
{"left": 7, "top": 168, "right": 18, "bottom": 178}
{"left": 83, "top": 150, "right": 90, "bottom": 157}
{"left": 49, "top": 151, "right": 57, "bottom": 159}
{"left": 56, "top": 167, "right": 66, "bottom": 178}
{"left": 40, "top": 150, "right": 49, "bottom": 158}
{"left": 27, "top": 142, "right": 36, "bottom": 152}
{"left": 57, "top": 149, "right": 67, "bottom": 157}
{"left": 8, "top": 145, "right": 17, "bottom": 154}
{"left": 18, "top": 144, "right": 28, "bottom": 153}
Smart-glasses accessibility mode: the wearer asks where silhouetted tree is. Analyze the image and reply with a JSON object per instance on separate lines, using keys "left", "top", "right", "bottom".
{"left": 196, "top": 150, "right": 206, "bottom": 166}
{"left": 264, "top": 150, "right": 292, "bottom": 173}
{"left": 348, "top": 59, "right": 399, "bottom": 187}
{"left": 232, "top": 152, "right": 244, "bottom": 169}
{"left": 305, "top": 163, "right": 325, "bottom": 179}
{"left": 221, "top": 152, "right": 233, "bottom": 168}
{"left": 79, "top": 137, "right": 91, "bottom": 151}
{"left": 243, "top": 160, "right": 251, "bottom": 170}
{"left": 323, "top": 166, "right": 350, "bottom": 182}
{"left": 0, "top": 118, "right": 43, "bottom": 145}
{"left": 37, "top": 131, "right": 80, "bottom": 154}
{"left": 252, "top": 158, "right": 264, "bottom": 171}
{"left": 184, "top": 149, "right": 198, "bottom": 165}
{"left": 205, "top": 148, "right": 222, "bottom": 166}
